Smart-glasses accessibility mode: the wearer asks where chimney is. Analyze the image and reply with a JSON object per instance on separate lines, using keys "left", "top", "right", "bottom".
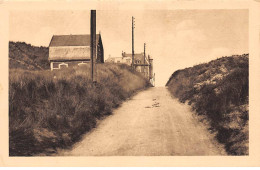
{"left": 90, "top": 10, "right": 96, "bottom": 83}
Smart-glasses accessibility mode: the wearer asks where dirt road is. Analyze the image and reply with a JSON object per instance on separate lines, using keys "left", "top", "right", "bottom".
{"left": 58, "top": 87, "right": 226, "bottom": 156}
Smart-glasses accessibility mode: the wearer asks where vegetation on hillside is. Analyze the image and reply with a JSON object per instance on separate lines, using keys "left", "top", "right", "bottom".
{"left": 9, "top": 41, "right": 49, "bottom": 70}
{"left": 9, "top": 64, "right": 151, "bottom": 156}
{"left": 166, "top": 54, "right": 249, "bottom": 155}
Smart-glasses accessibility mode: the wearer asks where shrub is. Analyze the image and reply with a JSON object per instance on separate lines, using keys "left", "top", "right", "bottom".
{"left": 9, "top": 63, "right": 150, "bottom": 156}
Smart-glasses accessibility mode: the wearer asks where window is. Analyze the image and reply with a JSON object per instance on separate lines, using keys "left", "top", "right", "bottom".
{"left": 59, "top": 63, "right": 68, "bottom": 69}
{"left": 135, "top": 60, "right": 141, "bottom": 64}
{"left": 51, "top": 62, "right": 68, "bottom": 71}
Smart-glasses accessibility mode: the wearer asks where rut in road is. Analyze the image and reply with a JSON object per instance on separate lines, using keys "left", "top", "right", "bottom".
{"left": 58, "top": 87, "right": 226, "bottom": 156}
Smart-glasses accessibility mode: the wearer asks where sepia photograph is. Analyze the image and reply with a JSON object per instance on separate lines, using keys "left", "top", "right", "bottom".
{"left": 1, "top": 0, "right": 260, "bottom": 167}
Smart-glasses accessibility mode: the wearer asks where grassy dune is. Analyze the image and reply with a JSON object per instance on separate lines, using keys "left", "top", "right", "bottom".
{"left": 9, "top": 41, "right": 49, "bottom": 70}
{"left": 166, "top": 54, "right": 249, "bottom": 155}
{"left": 9, "top": 63, "right": 151, "bottom": 156}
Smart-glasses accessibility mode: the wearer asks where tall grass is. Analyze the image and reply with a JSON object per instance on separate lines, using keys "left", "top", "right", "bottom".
{"left": 166, "top": 54, "right": 249, "bottom": 155}
{"left": 9, "top": 63, "right": 151, "bottom": 156}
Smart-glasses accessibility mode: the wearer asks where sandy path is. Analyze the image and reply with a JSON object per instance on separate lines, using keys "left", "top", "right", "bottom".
{"left": 58, "top": 87, "right": 226, "bottom": 156}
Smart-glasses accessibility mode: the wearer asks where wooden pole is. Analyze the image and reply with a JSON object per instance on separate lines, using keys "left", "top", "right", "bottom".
{"left": 90, "top": 10, "right": 96, "bottom": 83}
{"left": 154, "top": 73, "right": 155, "bottom": 87}
{"left": 148, "top": 54, "right": 151, "bottom": 80}
{"left": 132, "top": 16, "right": 135, "bottom": 70}
{"left": 144, "top": 43, "right": 146, "bottom": 76}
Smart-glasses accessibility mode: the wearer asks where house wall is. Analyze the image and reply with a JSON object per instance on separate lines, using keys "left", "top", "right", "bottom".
{"left": 149, "top": 59, "right": 153, "bottom": 79}
{"left": 105, "top": 57, "right": 125, "bottom": 64}
{"left": 105, "top": 58, "right": 114, "bottom": 63}
{"left": 144, "top": 66, "right": 149, "bottom": 79}
{"left": 106, "top": 56, "right": 131, "bottom": 66}
{"left": 106, "top": 53, "right": 153, "bottom": 80}
{"left": 122, "top": 57, "right": 132, "bottom": 66}
{"left": 50, "top": 60, "right": 90, "bottom": 70}
{"left": 114, "top": 58, "right": 123, "bottom": 63}
{"left": 97, "top": 38, "right": 104, "bottom": 63}
{"left": 134, "top": 65, "right": 149, "bottom": 79}
{"left": 135, "top": 66, "right": 142, "bottom": 73}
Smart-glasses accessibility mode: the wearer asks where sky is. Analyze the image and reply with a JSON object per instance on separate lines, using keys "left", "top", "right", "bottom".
{"left": 10, "top": 10, "right": 248, "bottom": 86}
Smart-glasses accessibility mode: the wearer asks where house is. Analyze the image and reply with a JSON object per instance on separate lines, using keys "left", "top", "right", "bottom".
{"left": 105, "top": 51, "right": 154, "bottom": 81}
{"left": 106, "top": 55, "right": 125, "bottom": 64}
{"left": 105, "top": 54, "right": 132, "bottom": 65}
{"left": 48, "top": 34, "right": 104, "bottom": 70}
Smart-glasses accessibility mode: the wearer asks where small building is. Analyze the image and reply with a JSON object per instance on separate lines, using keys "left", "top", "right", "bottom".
{"left": 105, "top": 54, "right": 132, "bottom": 65}
{"left": 105, "top": 51, "right": 154, "bottom": 82}
{"left": 106, "top": 55, "right": 125, "bottom": 64}
{"left": 49, "top": 34, "right": 104, "bottom": 70}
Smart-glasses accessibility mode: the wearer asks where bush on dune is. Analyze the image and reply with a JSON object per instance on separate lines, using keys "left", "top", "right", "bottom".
{"left": 9, "top": 63, "right": 150, "bottom": 156}
{"left": 166, "top": 54, "right": 249, "bottom": 155}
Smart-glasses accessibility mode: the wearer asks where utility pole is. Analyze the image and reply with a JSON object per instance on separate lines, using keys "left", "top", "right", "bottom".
{"left": 143, "top": 43, "right": 146, "bottom": 75}
{"left": 90, "top": 10, "right": 97, "bottom": 83}
{"left": 144, "top": 43, "right": 146, "bottom": 60}
{"left": 132, "top": 16, "right": 135, "bottom": 70}
{"left": 148, "top": 54, "right": 151, "bottom": 79}
{"left": 154, "top": 73, "right": 155, "bottom": 87}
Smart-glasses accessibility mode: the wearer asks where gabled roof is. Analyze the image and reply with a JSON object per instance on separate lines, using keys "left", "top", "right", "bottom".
{"left": 49, "top": 34, "right": 100, "bottom": 47}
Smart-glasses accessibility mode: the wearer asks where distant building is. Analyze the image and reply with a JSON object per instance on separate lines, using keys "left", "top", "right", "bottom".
{"left": 48, "top": 34, "right": 104, "bottom": 70}
{"left": 105, "top": 53, "right": 132, "bottom": 65}
{"left": 105, "top": 51, "right": 154, "bottom": 83}
{"left": 106, "top": 55, "right": 126, "bottom": 64}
